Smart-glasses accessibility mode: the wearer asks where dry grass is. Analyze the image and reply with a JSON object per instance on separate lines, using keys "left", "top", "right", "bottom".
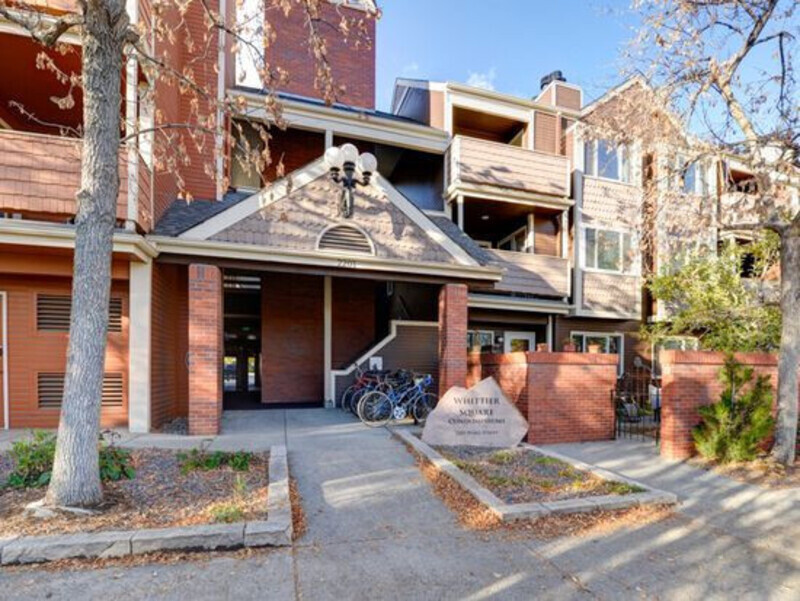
{"left": 0, "top": 449, "right": 269, "bottom": 538}
{"left": 688, "top": 455, "right": 800, "bottom": 489}
{"left": 408, "top": 444, "right": 673, "bottom": 539}
{"left": 289, "top": 477, "right": 306, "bottom": 541}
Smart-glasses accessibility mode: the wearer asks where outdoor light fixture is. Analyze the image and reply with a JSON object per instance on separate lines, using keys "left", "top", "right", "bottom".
{"left": 324, "top": 143, "right": 377, "bottom": 218}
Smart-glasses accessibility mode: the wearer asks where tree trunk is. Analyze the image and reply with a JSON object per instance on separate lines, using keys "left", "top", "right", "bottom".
{"left": 772, "top": 220, "right": 799, "bottom": 465}
{"left": 45, "top": 1, "right": 127, "bottom": 507}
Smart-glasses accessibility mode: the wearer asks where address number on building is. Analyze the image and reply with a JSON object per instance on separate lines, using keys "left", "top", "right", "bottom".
{"left": 337, "top": 259, "right": 358, "bottom": 269}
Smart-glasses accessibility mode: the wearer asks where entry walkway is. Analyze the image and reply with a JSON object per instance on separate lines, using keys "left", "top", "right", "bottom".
{"left": 2, "top": 411, "right": 799, "bottom": 600}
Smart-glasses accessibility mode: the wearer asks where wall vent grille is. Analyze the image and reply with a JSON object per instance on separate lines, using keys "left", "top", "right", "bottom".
{"left": 37, "top": 372, "right": 124, "bottom": 408}
{"left": 318, "top": 225, "right": 374, "bottom": 255}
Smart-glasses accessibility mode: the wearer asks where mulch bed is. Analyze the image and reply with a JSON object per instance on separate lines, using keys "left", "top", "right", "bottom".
{"left": 688, "top": 455, "right": 800, "bottom": 489}
{"left": 0, "top": 449, "right": 268, "bottom": 538}
{"left": 433, "top": 445, "right": 643, "bottom": 504}
{"left": 410, "top": 445, "right": 673, "bottom": 539}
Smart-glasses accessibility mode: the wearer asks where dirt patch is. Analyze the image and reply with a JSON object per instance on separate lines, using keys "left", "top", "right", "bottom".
{"left": 0, "top": 449, "right": 268, "bottom": 538}
{"left": 688, "top": 455, "right": 800, "bottom": 489}
{"left": 407, "top": 443, "right": 672, "bottom": 539}
{"left": 434, "top": 445, "right": 644, "bottom": 504}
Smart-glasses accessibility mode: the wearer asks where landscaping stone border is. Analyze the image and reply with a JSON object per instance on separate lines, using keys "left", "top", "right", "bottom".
{"left": 0, "top": 445, "right": 292, "bottom": 565}
{"left": 394, "top": 429, "right": 677, "bottom": 522}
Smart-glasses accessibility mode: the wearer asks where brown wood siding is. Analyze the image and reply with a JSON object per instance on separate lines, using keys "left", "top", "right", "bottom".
{"left": 450, "top": 136, "right": 569, "bottom": 198}
{"left": 581, "top": 272, "right": 641, "bottom": 317}
{"left": 0, "top": 130, "right": 132, "bottom": 225}
{"left": 333, "top": 323, "right": 439, "bottom": 400}
{"left": 555, "top": 84, "right": 581, "bottom": 110}
{"left": 534, "top": 112, "right": 558, "bottom": 154}
{"left": 261, "top": 273, "right": 323, "bottom": 403}
{"left": 150, "top": 262, "right": 189, "bottom": 428}
{"left": 0, "top": 259, "right": 129, "bottom": 428}
{"left": 581, "top": 177, "right": 642, "bottom": 228}
{"left": 533, "top": 214, "right": 559, "bottom": 256}
{"left": 487, "top": 250, "right": 569, "bottom": 298}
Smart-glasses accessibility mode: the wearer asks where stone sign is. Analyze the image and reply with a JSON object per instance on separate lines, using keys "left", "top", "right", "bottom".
{"left": 421, "top": 377, "right": 528, "bottom": 448}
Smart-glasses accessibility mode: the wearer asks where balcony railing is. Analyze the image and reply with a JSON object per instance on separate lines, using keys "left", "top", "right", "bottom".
{"left": 446, "top": 135, "right": 570, "bottom": 199}
{"left": 0, "top": 129, "right": 151, "bottom": 230}
{"left": 486, "top": 249, "right": 570, "bottom": 298}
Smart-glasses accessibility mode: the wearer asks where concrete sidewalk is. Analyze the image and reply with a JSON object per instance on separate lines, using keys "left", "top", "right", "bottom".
{"left": 2, "top": 411, "right": 799, "bottom": 600}
{"left": 545, "top": 439, "right": 800, "bottom": 564}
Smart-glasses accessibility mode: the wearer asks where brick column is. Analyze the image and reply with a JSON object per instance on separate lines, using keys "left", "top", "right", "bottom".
{"left": 438, "top": 283, "right": 468, "bottom": 394}
{"left": 188, "top": 264, "right": 223, "bottom": 436}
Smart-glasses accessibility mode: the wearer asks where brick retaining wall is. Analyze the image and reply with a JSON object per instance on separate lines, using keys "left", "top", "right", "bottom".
{"left": 468, "top": 352, "right": 618, "bottom": 445}
{"left": 659, "top": 351, "right": 780, "bottom": 460}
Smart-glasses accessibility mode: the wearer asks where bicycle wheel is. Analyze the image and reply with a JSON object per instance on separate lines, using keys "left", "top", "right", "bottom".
{"left": 341, "top": 385, "right": 358, "bottom": 412}
{"left": 358, "top": 391, "right": 393, "bottom": 427}
{"left": 412, "top": 392, "right": 437, "bottom": 425}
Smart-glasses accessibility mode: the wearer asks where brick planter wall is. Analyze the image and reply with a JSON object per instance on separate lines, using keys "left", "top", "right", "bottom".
{"left": 468, "top": 352, "right": 618, "bottom": 444}
{"left": 659, "top": 351, "right": 780, "bottom": 460}
{"left": 188, "top": 264, "right": 223, "bottom": 436}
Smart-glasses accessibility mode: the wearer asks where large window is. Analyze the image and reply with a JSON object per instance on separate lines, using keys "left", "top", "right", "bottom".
{"left": 571, "top": 332, "right": 624, "bottom": 375}
{"left": 585, "top": 139, "right": 631, "bottom": 183}
{"left": 676, "top": 156, "right": 708, "bottom": 195}
{"left": 583, "top": 227, "right": 636, "bottom": 274}
{"left": 467, "top": 330, "right": 495, "bottom": 353}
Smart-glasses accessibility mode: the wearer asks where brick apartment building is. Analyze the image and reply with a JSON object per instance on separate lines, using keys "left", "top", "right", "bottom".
{"left": 0, "top": 0, "right": 795, "bottom": 435}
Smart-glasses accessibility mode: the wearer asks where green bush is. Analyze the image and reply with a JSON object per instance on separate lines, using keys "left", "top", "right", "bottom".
{"left": 98, "top": 431, "right": 136, "bottom": 482}
{"left": 692, "top": 355, "right": 774, "bottom": 463}
{"left": 3, "top": 430, "right": 134, "bottom": 489}
{"left": 5, "top": 430, "right": 56, "bottom": 488}
{"left": 177, "top": 445, "right": 253, "bottom": 474}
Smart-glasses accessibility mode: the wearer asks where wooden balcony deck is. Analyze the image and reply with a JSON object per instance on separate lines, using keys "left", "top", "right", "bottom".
{"left": 487, "top": 249, "right": 570, "bottom": 298}
{"left": 0, "top": 129, "right": 151, "bottom": 231}
{"left": 447, "top": 135, "right": 570, "bottom": 200}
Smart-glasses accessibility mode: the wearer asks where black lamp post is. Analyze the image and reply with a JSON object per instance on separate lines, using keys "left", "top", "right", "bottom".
{"left": 324, "top": 143, "right": 378, "bottom": 218}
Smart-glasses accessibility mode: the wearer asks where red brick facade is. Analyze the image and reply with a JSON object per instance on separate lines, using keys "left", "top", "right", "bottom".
{"left": 266, "top": 3, "right": 376, "bottom": 108}
{"left": 468, "top": 352, "right": 618, "bottom": 445}
{"left": 438, "top": 283, "right": 468, "bottom": 393}
{"left": 659, "top": 351, "right": 781, "bottom": 459}
{"left": 262, "top": 272, "right": 324, "bottom": 403}
{"left": 188, "top": 264, "right": 223, "bottom": 435}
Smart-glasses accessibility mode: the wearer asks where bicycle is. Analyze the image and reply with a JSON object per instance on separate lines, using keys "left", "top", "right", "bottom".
{"left": 357, "top": 373, "right": 436, "bottom": 427}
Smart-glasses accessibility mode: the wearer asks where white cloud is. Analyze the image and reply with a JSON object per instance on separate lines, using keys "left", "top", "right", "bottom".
{"left": 401, "top": 62, "right": 420, "bottom": 77}
{"left": 466, "top": 67, "right": 497, "bottom": 91}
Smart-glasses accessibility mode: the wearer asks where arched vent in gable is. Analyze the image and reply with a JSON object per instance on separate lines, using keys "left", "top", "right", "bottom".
{"left": 317, "top": 225, "right": 374, "bottom": 255}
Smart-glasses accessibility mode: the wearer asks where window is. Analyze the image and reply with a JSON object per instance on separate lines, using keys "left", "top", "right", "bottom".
{"left": 583, "top": 227, "right": 636, "bottom": 274}
{"left": 676, "top": 156, "right": 707, "bottom": 195}
{"left": 467, "top": 330, "right": 495, "bottom": 353}
{"left": 571, "top": 332, "right": 624, "bottom": 375}
{"left": 584, "top": 139, "right": 631, "bottom": 183}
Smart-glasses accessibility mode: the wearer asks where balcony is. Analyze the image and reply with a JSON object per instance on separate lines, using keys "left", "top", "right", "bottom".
{"left": 486, "top": 249, "right": 570, "bottom": 298}
{"left": 0, "top": 129, "right": 151, "bottom": 231}
{"left": 446, "top": 135, "right": 570, "bottom": 202}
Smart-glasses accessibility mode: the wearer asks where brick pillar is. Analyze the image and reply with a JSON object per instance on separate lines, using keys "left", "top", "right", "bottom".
{"left": 188, "top": 264, "right": 223, "bottom": 436}
{"left": 438, "top": 283, "right": 468, "bottom": 394}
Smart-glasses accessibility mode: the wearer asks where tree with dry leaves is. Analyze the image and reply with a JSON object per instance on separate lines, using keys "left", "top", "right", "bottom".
{"left": 0, "top": 0, "right": 376, "bottom": 507}
{"left": 590, "top": 0, "right": 797, "bottom": 463}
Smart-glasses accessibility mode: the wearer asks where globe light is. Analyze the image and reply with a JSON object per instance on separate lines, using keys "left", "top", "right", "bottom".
{"left": 324, "top": 146, "right": 344, "bottom": 170}
{"left": 358, "top": 152, "right": 378, "bottom": 175}
{"left": 340, "top": 143, "right": 359, "bottom": 164}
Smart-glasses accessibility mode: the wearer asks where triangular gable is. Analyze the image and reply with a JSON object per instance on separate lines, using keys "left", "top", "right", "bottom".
{"left": 179, "top": 159, "right": 478, "bottom": 267}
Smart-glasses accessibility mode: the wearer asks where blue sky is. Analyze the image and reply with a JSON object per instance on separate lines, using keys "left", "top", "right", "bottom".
{"left": 375, "top": 0, "right": 637, "bottom": 110}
